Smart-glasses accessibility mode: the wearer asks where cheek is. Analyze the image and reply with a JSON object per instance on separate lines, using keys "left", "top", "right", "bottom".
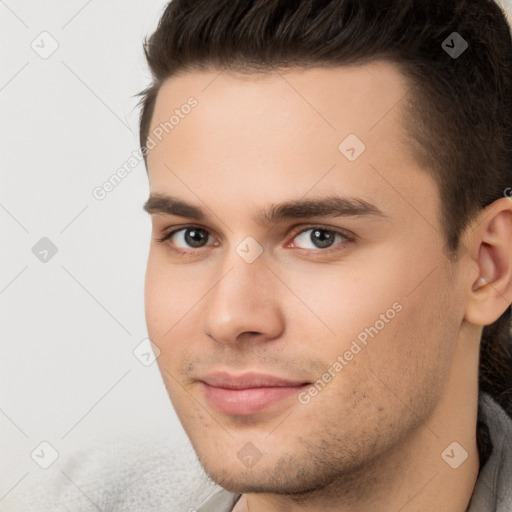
{"left": 357, "top": 275, "right": 459, "bottom": 412}
{"left": 144, "top": 249, "right": 185, "bottom": 338}
{"left": 300, "top": 258, "right": 454, "bottom": 393}
{"left": 285, "top": 265, "right": 404, "bottom": 352}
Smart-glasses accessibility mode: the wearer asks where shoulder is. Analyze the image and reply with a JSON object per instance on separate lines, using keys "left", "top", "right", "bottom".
{"left": 196, "top": 487, "right": 242, "bottom": 512}
{"left": 10, "top": 436, "right": 219, "bottom": 512}
{"left": 468, "top": 392, "right": 512, "bottom": 512}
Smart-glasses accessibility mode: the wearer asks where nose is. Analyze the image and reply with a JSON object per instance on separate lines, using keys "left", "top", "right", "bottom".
{"left": 201, "top": 252, "right": 285, "bottom": 347}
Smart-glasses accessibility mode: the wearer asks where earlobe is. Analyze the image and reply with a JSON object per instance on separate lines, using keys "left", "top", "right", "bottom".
{"left": 464, "top": 198, "right": 512, "bottom": 326}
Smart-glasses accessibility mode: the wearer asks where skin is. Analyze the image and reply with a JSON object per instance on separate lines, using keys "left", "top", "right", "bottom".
{"left": 143, "top": 62, "right": 512, "bottom": 512}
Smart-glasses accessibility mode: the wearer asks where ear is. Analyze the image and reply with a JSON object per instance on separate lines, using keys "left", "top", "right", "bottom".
{"left": 463, "top": 197, "right": 512, "bottom": 326}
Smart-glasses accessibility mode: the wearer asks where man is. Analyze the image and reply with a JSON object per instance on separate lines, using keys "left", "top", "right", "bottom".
{"left": 139, "top": 0, "right": 512, "bottom": 510}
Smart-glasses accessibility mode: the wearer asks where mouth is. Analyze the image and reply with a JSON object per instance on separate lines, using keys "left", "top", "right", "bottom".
{"left": 199, "top": 371, "right": 311, "bottom": 416}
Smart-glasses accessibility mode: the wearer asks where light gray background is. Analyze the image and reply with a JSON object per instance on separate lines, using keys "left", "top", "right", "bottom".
{"left": 1, "top": 0, "right": 200, "bottom": 509}
{"left": 1, "top": 0, "right": 511, "bottom": 510}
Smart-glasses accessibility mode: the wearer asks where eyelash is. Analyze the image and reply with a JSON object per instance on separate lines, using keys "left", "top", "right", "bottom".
{"left": 155, "top": 225, "right": 354, "bottom": 256}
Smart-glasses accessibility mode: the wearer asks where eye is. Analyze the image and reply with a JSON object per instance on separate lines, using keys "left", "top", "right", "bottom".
{"left": 156, "top": 227, "right": 216, "bottom": 252}
{"left": 288, "top": 227, "right": 351, "bottom": 251}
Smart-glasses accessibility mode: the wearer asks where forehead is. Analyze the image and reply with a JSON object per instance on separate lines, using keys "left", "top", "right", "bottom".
{"left": 145, "top": 61, "right": 439, "bottom": 227}
{"left": 148, "top": 61, "right": 411, "bottom": 145}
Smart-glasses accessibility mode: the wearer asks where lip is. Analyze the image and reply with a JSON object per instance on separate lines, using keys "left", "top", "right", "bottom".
{"left": 199, "top": 372, "right": 311, "bottom": 415}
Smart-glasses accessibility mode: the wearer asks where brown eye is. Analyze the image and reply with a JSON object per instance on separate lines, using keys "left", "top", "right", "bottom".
{"left": 180, "top": 228, "right": 210, "bottom": 248}
{"left": 291, "top": 227, "right": 350, "bottom": 250}
{"left": 157, "top": 227, "right": 213, "bottom": 250}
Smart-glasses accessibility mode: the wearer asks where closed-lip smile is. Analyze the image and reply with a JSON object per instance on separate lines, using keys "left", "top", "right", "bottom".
{"left": 199, "top": 371, "right": 311, "bottom": 415}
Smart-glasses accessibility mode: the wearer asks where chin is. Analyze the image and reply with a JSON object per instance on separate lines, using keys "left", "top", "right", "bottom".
{"left": 197, "top": 455, "right": 338, "bottom": 496}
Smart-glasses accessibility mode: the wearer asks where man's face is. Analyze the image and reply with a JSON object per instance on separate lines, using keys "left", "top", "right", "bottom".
{"left": 144, "top": 62, "right": 465, "bottom": 493}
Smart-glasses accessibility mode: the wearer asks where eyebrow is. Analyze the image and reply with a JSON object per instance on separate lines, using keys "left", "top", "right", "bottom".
{"left": 143, "top": 193, "right": 387, "bottom": 225}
